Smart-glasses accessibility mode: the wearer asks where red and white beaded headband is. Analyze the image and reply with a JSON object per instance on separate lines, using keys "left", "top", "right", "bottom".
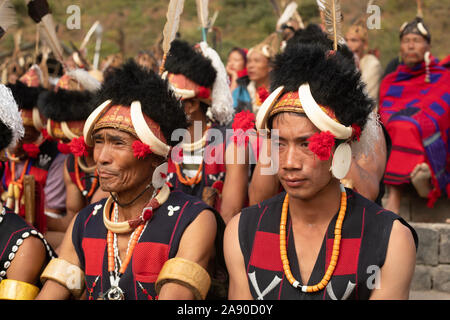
{"left": 255, "top": 84, "right": 358, "bottom": 179}
{"left": 83, "top": 99, "right": 171, "bottom": 159}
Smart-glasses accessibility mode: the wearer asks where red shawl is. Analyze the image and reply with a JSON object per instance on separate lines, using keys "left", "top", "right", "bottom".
{"left": 379, "top": 55, "right": 450, "bottom": 207}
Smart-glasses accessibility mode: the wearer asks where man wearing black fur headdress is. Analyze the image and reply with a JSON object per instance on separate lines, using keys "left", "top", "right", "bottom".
{"left": 36, "top": 60, "right": 217, "bottom": 300}
{"left": 36, "top": 70, "right": 108, "bottom": 251}
{"left": 163, "top": 40, "right": 238, "bottom": 221}
{"left": 163, "top": 40, "right": 240, "bottom": 298}
{"left": 224, "top": 42, "right": 417, "bottom": 300}
{"left": 2, "top": 67, "right": 64, "bottom": 235}
{"left": 249, "top": 24, "right": 389, "bottom": 209}
{"left": 0, "top": 84, "right": 55, "bottom": 300}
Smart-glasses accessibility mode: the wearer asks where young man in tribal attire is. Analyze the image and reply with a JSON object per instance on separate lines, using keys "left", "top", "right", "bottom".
{"left": 162, "top": 40, "right": 238, "bottom": 298}
{"left": 0, "top": 84, "right": 55, "bottom": 300}
{"left": 2, "top": 66, "right": 66, "bottom": 234}
{"left": 163, "top": 39, "right": 235, "bottom": 219}
{"left": 224, "top": 41, "right": 418, "bottom": 300}
{"left": 36, "top": 69, "right": 108, "bottom": 251}
{"left": 248, "top": 24, "right": 389, "bottom": 206}
{"left": 380, "top": 17, "right": 450, "bottom": 213}
{"left": 36, "top": 60, "right": 217, "bottom": 300}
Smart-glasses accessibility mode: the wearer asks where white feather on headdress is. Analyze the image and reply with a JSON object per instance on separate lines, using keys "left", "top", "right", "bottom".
{"left": 198, "top": 42, "right": 234, "bottom": 126}
{"left": 317, "top": 0, "right": 346, "bottom": 50}
{"left": 276, "top": 1, "right": 298, "bottom": 31}
{"left": 66, "top": 69, "right": 102, "bottom": 93}
{"left": 351, "top": 111, "right": 381, "bottom": 160}
{"left": 0, "top": 84, "right": 24, "bottom": 149}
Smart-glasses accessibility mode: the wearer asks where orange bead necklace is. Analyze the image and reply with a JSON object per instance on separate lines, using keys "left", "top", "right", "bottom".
{"left": 174, "top": 162, "right": 203, "bottom": 186}
{"left": 280, "top": 184, "right": 347, "bottom": 293}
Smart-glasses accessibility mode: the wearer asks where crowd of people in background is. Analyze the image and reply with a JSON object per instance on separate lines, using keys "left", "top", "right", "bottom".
{"left": 0, "top": 0, "right": 447, "bottom": 301}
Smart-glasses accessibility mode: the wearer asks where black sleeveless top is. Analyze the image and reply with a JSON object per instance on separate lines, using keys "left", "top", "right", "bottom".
{"left": 72, "top": 190, "right": 211, "bottom": 300}
{"left": 239, "top": 189, "right": 418, "bottom": 300}
{"left": 0, "top": 206, "right": 56, "bottom": 284}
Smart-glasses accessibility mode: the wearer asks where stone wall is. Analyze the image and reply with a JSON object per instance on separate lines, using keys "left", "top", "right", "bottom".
{"left": 394, "top": 187, "right": 449, "bottom": 224}
{"left": 410, "top": 223, "right": 450, "bottom": 293}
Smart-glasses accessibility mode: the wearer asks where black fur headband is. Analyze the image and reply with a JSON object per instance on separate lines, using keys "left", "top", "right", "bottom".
{"left": 286, "top": 24, "right": 354, "bottom": 63}
{"left": 0, "top": 121, "right": 12, "bottom": 151}
{"left": 270, "top": 42, "right": 373, "bottom": 129}
{"left": 93, "top": 59, "right": 189, "bottom": 146}
{"left": 164, "top": 39, "right": 217, "bottom": 88}
{"left": 6, "top": 81, "right": 45, "bottom": 110}
{"left": 37, "top": 89, "right": 95, "bottom": 122}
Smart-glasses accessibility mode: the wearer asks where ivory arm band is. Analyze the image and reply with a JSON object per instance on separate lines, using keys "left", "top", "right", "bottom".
{"left": 155, "top": 257, "right": 211, "bottom": 300}
{"left": 0, "top": 279, "right": 39, "bottom": 300}
{"left": 40, "top": 258, "right": 85, "bottom": 298}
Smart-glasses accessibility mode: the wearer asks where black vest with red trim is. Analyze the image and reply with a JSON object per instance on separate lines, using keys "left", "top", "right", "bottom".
{"left": 1, "top": 139, "right": 59, "bottom": 233}
{"left": 239, "top": 189, "right": 418, "bottom": 300}
{"left": 66, "top": 154, "right": 99, "bottom": 203}
{"left": 167, "top": 124, "right": 227, "bottom": 213}
{"left": 72, "top": 190, "right": 210, "bottom": 300}
{"left": 0, "top": 206, "right": 56, "bottom": 284}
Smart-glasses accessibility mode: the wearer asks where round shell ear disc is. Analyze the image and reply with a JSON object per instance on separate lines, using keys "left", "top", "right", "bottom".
{"left": 331, "top": 143, "right": 352, "bottom": 180}
{"left": 152, "top": 162, "right": 169, "bottom": 189}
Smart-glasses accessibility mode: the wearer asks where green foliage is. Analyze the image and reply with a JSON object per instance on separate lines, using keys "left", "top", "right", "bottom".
{"left": 1, "top": 0, "right": 448, "bottom": 70}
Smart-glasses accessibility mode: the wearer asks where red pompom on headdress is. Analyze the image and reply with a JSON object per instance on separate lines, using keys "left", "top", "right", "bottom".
{"left": 132, "top": 140, "right": 153, "bottom": 159}
{"left": 231, "top": 110, "right": 255, "bottom": 146}
{"left": 307, "top": 131, "right": 336, "bottom": 161}
{"left": 69, "top": 136, "right": 88, "bottom": 157}
{"left": 197, "top": 86, "right": 211, "bottom": 99}
{"left": 22, "top": 143, "right": 40, "bottom": 158}
{"left": 57, "top": 142, "right": 72, "bottom": 155}
{"left": 351, "top": 124, "right": 362, "bottom": 142}
{"left": 41, "top": 129, "right": 54, "bottom": 141}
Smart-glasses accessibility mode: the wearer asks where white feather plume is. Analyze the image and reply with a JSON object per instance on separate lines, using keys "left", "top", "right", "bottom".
{"left": 351, "top": 111, "right": 382, "bottom": 160}
{"left": 162, "top": 0, "right": 185, "bottom": 55}
{"left": 276, "top": 1, "right": 298, "bottom": 31}
{"left": 317, "top": 0, "right": 346, "bottom": 50}
{"left": 66, "top": 69, "right": 102, "bottom": 93}
{"left": 196, "top": 0, "right": 209, "bottom": 29}
{"left": 198, "top": 42, "right": 234, "bottom": 126}
{"left": 0, "top": 84, "right": 24, "bottom": 149}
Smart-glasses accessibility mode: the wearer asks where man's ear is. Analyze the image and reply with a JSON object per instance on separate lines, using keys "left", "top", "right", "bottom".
{"left": 186, "top": 99, "right": 202, "bottom": 117}
{"left": 191, "top": 99, "right": 201, "bottom": 113}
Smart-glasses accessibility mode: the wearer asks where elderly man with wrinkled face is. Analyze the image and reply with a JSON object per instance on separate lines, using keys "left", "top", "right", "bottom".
{"left": 36, "top": 61, "right": 218, "bottom": 301}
